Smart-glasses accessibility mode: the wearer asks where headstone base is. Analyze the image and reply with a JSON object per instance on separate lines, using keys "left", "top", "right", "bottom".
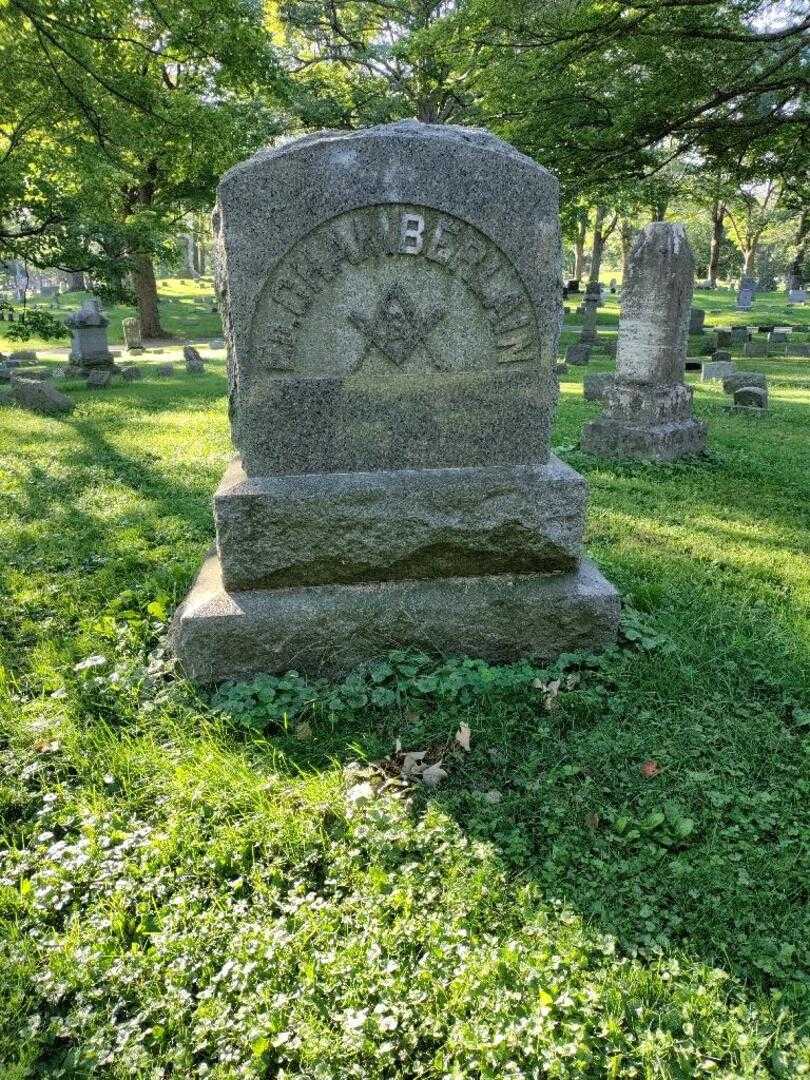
{"left": 171, "top": 550, "right": 620, "bottom": 683}
{"left": 581, "top": 416, "right": 707, "bottom": 461}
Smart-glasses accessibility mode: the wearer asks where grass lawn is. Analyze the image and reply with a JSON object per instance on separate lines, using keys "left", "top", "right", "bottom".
{"left": 1, "top": 296, "right": 809, "bottom": 1076}
{"left": 0, "top": 278, "right": 219, "bottom": 352}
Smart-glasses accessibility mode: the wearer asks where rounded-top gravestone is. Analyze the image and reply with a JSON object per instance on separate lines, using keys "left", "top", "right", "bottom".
{"left": 171, "top": 122, "right": 619, "bottom": 682}
{"left": 217, "top": 122, "right": 563, "bottom": 476}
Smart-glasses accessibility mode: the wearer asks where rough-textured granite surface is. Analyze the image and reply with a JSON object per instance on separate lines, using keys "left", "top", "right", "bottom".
{"left": 733, "top": 386, "right": 767, "bottom": 410}
{"left": 214, "top": 122, "right": 562, "bottom": 475}
{"left": 702, "top": 361, "right": 735, "bottom": 381}
{"left": 689, "top": 308, "right": 705, "bottom": 334}
{"left": 581, "top": 415, "right": 706, "bottom": 461}
{"left": 744, "top": 341, "right": 768, "bottom": 357}
{"left": 10, "top": 377, "right": 73, "bottom": 415}
{"left": 615, "top": 222, "right": 693, "bottom": 384}
{"left": 722, "top": 371, "right": 767, "bottom": 396}
{"left": 240, "top": 368, "right": 553, "bottom": 475}
{"left": 583, "top": 373, "right": 615, "bottom": 402}
{"left": 581, "top": 223, "right": 706, "bottom": 460}
{"left": 172, "top": 122, "right": 620, "bottom": 680}
{"left": 171, "top": 550, "right": 620, "bottom": 682}
{"left": 215, "top": 456, "right": 586, "bottom": 590}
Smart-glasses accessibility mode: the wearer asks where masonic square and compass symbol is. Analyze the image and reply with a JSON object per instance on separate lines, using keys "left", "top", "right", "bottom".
{"left": 348, "top": 281, "right": 448, "bottom": 370}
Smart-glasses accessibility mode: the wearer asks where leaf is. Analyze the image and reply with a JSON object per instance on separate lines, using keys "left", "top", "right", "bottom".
{"left": 421, "top": 762, "right": 448, "bottom": 788}
{"left": 455, "top": 723, "right": 471, "bottom": 751}
{"left": 640, "top": 760, "right": 661, "bottom": 778}
{"left": 484, "top": 789, "right": 502, "bottom": 804}
{"left": 401, "top": 751, "right": 427, "bottom": 777}
{"left": 146, "top": 596, "right": 169, "bottom": 620}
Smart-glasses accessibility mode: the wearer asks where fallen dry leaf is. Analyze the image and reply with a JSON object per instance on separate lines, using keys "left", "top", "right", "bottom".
{"left": 455, "top": 724, "right": 471, "bottom": 752}
{"left": 544, "top": 679, "right": 562, "bottom": 711}
{"left": 484, "top": 789, "right": 502, "bottom": 804}
{"left": 402, "top": 750, "right": 427, "bottom": 778}
{"left": 640, "top": 760, "right": 661, "bottom": 778}
{"left": 421, "top": 762, "right": 448, "bottom": 788}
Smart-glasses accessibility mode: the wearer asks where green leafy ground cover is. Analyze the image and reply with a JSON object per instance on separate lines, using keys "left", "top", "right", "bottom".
{"left": 1, "top": 297, "right": 809, "bottom": 1077}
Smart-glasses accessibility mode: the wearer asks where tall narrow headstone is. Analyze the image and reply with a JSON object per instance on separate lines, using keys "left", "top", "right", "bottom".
{"left": 736, "top": 276, "right": 755, "bottom": 311}
{"left": 171, "top": 122, "right": 619, "bottom": 682}
{"left": 579, "top": 287, "right": 600, "bottom": 345}
{"left": 122, "top": 316, "right": 144, "bottom": 354}
{"left": 581, "top": 222, "right": 707, "bottom": 461}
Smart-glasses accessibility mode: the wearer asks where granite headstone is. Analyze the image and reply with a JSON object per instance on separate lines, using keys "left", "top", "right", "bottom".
{"left": 580, "top": 222, "right": 706, "bottom": 461}
{"left": 171, "top": 122, "right": 620, "bottom": 681}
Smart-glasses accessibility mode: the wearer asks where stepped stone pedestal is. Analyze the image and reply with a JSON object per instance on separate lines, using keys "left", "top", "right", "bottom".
{"left": 171, "top": 123, "right": 619, "bottom": 681}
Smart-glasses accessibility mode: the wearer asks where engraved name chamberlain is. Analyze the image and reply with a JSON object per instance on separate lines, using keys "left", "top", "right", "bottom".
{"left": 249, "top": 205, "right": 541, "bottom": 377}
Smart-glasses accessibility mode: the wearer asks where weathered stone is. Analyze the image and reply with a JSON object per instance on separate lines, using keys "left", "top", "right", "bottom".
{"left": 122, "top": 316, "right": 144, "bottom": 353}
{"left": 566, "top": 342, "right": 592, "bottom": 366}
{"left": 579, "top": 293, "right": 600, "bottom": 344}
{"left": 87, "top": 368, "right": 112, "bottom": 388}
{"left": 768, "top": 330, "right": 787, "bottom": 346}
{"left": 208, "top": 338, "right": 225, "bottom": 349}
{"left": 730, "top": 326, "right": 749, "bottom": 344}
{"left": 583, "top": 372, "right": 615, "bottom": 402}
{"left": 156, "top": 363, "right": 175, "bottom": 377}
{"left": 66, "top": 298, "right": 114, "bottom": 368}
{"left": 215, "top": 455, "right": 586, "bottom": 591}
{"left": 121, "top": 365, "right": 143, "bottom": 381}
{"left": 9, "top": 366, "right": 51, "bottom": 382}
{"left": 733, "top": 386, "right": 767, "bottom": 410}
{"left": 10, "top": 377, "right": 73, "bottom": 415}
{"left": 8, "top": 350, "right": 36, "bottom": 362}
{"left": 171, "top": 551, "right": 619, "bottom": 683}
{"left": 722, "top": 371, "right": 767, "bottom": 396}
{"left": 701, "top": 360, "right": 736, "bottom": 381}
{"left": 183, "top": 344, "right": 204, "bottom": 365}
{"left": 581, "top": 222, "right": 706, "bottom": 461}
{"left": 788, "top": 288, "right": 807, "bottom": 303}
{"left": 172, "top": 122, "right": 619, "bottom": 680}
{"left": 689, "top": 307, "right": 705, "bottom": 334}
{"left": 219, "top": 126, "right": 561, "bottom": 475}
{"left": 715, "top": 327, "right": 733, "bottom": 347}
{"left": 744, "top": 340, "right": 768, "bottom": 357}
{"left": 712, "top": 350, "right": 732, "bottom": 364}
{"left": 791, "top": 343, "right": 810, "bottom": 357}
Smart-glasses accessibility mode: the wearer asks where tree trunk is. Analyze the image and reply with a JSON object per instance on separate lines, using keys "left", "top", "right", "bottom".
{"left": 132, "top": 253, "right": 165, "bottom": 338}
{"left": 589, "top": 205, "right": 615, "bottom": 285}
{"left": 573, "top": 211, "right": 589, "bottom": 279}
{"left": 620, "top": 220, "right": 635, "bottom": 283}
{"left": 787, "top": 209, "right": 808, "bottom": 289}
{"left": 742, "top": 246, "right": 756, "bottom": 277}
{"left": 708, "top": 201, "right": 725, "bottom": 288}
